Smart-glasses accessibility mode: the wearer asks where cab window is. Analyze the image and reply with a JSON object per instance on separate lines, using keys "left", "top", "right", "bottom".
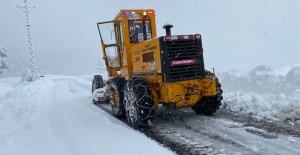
{"left": 128, "top": 20, "right": 152, "bottom": 43}
{"left": 97, "top": 22, "right": 118, "bottom": 45}
{"left": 105, "top": 46, "right": 121, "bottom": 68}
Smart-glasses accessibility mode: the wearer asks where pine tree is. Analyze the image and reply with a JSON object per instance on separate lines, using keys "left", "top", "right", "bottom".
{"left": 0, "top": 45, "right": 9, "bottom": 74}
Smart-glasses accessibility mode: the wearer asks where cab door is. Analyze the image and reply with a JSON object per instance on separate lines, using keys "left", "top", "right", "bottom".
{"left": 97, "top": 21, "right": 122, "bottom": 76}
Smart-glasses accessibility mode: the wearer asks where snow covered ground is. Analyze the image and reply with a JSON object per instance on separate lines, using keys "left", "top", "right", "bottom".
{"left": 0, "top": 76, "right": 174, "bottom": 155}
{"left": 0, "top": 64, "right": 300, "bottom": 154}
{"left": 220, "top": 64, "right": 300, "bottom": 123}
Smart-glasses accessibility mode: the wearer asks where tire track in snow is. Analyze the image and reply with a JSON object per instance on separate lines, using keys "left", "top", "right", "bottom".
{"left": 97, "top": 99, "right": 300, "bottom": 155}
{"left": 44, "top": 80, "right": 96, "bottom": 155}
{"left": 51, "top": 76, "right": 300, "bottom": 155}
{"left": 151, "top": 108, "right": 300, "bottom": 155}
{"left": 46, "top": 77, "right": 175, "bottom": 155}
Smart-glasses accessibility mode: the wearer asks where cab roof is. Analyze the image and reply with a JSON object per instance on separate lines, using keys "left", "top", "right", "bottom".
{"left": 114, "top": 9, "right": 155, "bottom": 20}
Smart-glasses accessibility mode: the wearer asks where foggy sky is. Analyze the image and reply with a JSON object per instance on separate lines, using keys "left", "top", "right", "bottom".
{"left": 1, "top": 0, "right": 300, "bottom": 76}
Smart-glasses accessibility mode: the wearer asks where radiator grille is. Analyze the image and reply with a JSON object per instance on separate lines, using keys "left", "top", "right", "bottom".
{"left": 167, "top": 40, "right": 200, "bottom": 60}
{"left": 164, "top": 39, "right": 204, "bottom": 82}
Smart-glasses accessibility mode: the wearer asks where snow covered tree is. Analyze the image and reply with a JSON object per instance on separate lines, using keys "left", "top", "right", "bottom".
{"left": 0, "top": 45, "right": 9, "bottom": 74}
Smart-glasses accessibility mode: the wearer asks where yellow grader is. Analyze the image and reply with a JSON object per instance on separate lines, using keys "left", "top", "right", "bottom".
{"left": 92, "top": 9, "right": 223, "bottom": 128}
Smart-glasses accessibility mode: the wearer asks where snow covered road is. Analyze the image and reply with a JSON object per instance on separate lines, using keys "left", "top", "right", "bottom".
{"left": 98, "top": 102, "right": 300, "bottom": 155}
{"left": 0, "top": 76, "right": 174, "bottom": 155}
{"left": 1, "top": 74, "right": 300, "bottom": 155}
{"left": 147, "top": 107, "right": 300, "bottom": 155}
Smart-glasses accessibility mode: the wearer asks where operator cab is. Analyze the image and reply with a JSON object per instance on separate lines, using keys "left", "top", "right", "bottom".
{"left": 97, "top": 10, "right": 157, "bottom": 72}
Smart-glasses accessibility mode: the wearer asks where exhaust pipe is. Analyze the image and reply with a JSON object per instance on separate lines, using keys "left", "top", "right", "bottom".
{"left": 163, "top": 24, "right": 173, "bottom": 36}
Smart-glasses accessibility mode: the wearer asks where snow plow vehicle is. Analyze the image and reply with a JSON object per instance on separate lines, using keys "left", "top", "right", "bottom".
{"left": 93, "top": 9, "right": 223, "bottom": 128}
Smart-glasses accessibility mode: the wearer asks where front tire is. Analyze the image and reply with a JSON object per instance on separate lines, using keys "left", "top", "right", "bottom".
{"left": 92, "top": 75, "right": 104, "bottom": 93}
{"left": 92, "top": 75, "right": 104, "bottom": 104}
{"left": 109, "top": 77, "right": 126, "bottom": 117}
{"left": 192, "top": 71, "right": 223, "bottom": 115}
{"left": 124, "top": 77, "right": 155, "bottom": 128}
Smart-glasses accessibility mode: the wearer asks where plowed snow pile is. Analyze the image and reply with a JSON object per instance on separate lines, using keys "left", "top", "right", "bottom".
{"left": 0, "top": 78, "right": 53, "bottom": 146}
{"left": 220, "top": 65, "right": 300, "bottom": 122}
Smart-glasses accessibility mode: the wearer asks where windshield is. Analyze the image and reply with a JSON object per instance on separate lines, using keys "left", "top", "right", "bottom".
{"left": 128, "top": 20, "right": 152, "bottom": 43}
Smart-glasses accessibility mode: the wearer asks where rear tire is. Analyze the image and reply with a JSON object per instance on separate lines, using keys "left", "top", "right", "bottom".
{"left": 192, "top": 71, "right": 223, "bottom": 116}
{"left": 92, "top": 75, "right": 104, "bottom": 104}
{"left": 124, "top": 77, "right": 155, "bottom": 128}
{"left": 110, "top": 77, "right": 126, "bottom": 117}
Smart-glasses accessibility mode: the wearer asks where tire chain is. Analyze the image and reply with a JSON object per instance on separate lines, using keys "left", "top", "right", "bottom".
{"left": 191, "top": 71, "right": 223, "bottom": 115}
{"left": 124, "top": 77, "right": 155, "bottom": 127}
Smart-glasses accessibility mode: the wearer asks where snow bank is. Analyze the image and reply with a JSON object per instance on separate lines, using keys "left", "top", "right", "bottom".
{"left": 0, "top": 82, "right": 14, "bottom": 98}
{"left": 219, "top": 65, "right": 300, "bottom": 122}
{"left": 0, "top": 78, "right": 54, "bottom": 147}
